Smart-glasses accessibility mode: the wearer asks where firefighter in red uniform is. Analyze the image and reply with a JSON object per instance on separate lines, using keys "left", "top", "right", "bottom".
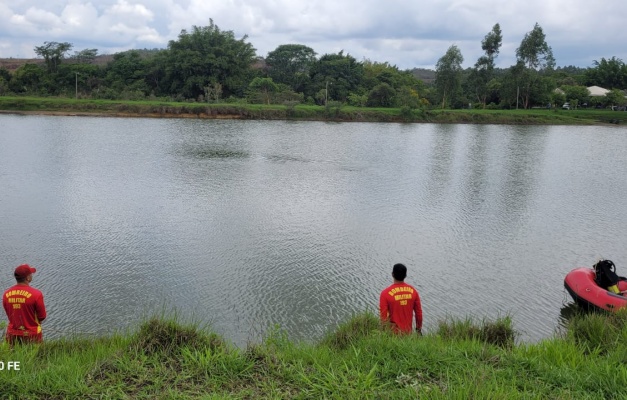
{"left": 3, "top": 264, "right": 47, "bottom": 345}
{"left": 379, "top": 263, "right": 422, "bottom": 334}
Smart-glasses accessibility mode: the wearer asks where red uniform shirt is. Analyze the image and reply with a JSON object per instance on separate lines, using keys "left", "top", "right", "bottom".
{"left": 379, "top": 282, "right": 422, "bottom": 334}
{"left": 3, "top": 284, "right": 47, "bottom": 342}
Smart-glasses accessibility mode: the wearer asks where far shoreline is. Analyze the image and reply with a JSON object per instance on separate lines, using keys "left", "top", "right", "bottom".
{"left": 1, "top": 96, "right": 625, "bottom": 126}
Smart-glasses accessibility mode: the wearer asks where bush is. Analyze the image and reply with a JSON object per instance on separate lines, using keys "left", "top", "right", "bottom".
{"left": 400, "top": 105, "right": 414, "bottom": 121}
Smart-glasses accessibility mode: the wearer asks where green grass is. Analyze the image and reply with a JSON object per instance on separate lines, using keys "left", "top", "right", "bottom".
{"left": 2, "top": 311, "right": 627, "bottom": 398}
{"left": 1, "top": 95, "right": 625, "bottom": 125}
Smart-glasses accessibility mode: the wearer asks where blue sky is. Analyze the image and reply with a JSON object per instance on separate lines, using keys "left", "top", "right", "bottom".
{"left": 0, "top": 0, "right": 625, "bottom": 70}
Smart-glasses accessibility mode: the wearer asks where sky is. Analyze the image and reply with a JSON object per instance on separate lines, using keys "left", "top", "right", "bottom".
{"left": 0, "top": 0, "right": 625, "bottom": 71}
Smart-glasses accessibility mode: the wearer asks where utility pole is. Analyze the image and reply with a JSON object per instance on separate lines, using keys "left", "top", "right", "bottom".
{"left": 325, "top": 81, "right": 328, "bottom": 106}
{"left": 75, "top": 72, "right": 78, "bottom": 100}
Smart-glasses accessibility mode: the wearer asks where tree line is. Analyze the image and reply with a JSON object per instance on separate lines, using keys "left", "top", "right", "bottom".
{"left": 0, "top": 19, "right": 626, "bottom": 110}
{"left": 436, "top": 23, "right": 627, "bottom": 110}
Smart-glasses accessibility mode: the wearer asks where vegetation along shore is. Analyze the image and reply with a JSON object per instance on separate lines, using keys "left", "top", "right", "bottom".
{"left": 1, "top": 21, "right": 626, "bottom": 125}
{"left": 1, "top": 310, "right": 627, "bottom": 398}
{"left": 1, "top": 96, "right": 625, "bottom": 126}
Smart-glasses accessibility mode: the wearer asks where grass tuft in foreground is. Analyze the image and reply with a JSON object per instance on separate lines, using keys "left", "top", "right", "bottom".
{"left": 436, "top": 315, "right": 517, "bottom": 348}
{"left": 131, "top": 317, "right": 226, "bottom": 357}
{"left": 564, "top": 307, "right": 627, "bottom": 357}
{"left": 320, "top": 312, "right": 380, "bottom": 350}
{"left": 2, "top": 310, "right": 627, "bottom": 398}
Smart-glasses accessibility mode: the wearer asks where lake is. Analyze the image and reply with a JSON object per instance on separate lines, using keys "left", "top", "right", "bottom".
{"left": 1, "top": 114, "right": 626, "bottom": 345}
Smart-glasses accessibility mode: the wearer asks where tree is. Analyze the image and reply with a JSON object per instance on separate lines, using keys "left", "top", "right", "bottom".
{"left": 347, "top": 92, "right": 368, "bottom": 107}
{"left": 367, "top": 83, "right": 396, "bottom": 107}
{"left": 162, "top": 19, "right": 257, "bottom": 99}
{"left": 516, "top": 23, "right": 554, "bottom": 71}
{"left": 362, "top": 60, "right": 424, "bottom": 92}
{"left": 0, "top": 67, "right": 10, "bottom": 95}
{"left": 561, "top": 85, "right": 590, "bottom": 108}
{"left": 248, "top": 77, "right": 278, "bottom": 104}
{"left": 605, "top": 89, "right": 627, "bottom": 108}
{"left": 104, "top": 50, "right": 149, "bottom": 93}
{"left": 72, "top": 49, "right": 98, "bottom": 64}
{"left": 9, "top": 64, "right": 48, "bottom": 94}
{"left": 482, "top": 23, "right": 503, "bottom": 61}
{"left": 307, "top": 51, "right": 364, "bottom": 102}
{"left": 34, "top": 41, "right": 73, "bottom": 73}
{"left": 435, "top": 45, "right": 464, "bottom": 108}
{"left": 395, "top": 86, "right": 421, "bottom": 108}
{"left": 515, "top": 23, "right": 555, "bottom": 108}
{"left": 204, "top": 82, "right": 223, "bottom": 103}
{"left": 468, "top": 24, "right": 502, "bottom": 107}
{"left": 584, "top": 57, "right": 627, "bottom": 89}
{"left": 272, "top": 83, "right": 304, "bottom": 104}
{"left": 551, "top": 91, "right": 566, "bottom": 109}
{"left": 265, "top": 44, "right": 316, "bottom": 93}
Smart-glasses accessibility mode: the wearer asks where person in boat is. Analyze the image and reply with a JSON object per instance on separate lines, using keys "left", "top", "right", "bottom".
{"left": 594, "top": 259, "right": 621, "bottom": 294}
{"left": 379, "top": 263, "right": 423, "bottom": 334}
{"left": 2, "top": 264, "right": 47, "bottom": 345}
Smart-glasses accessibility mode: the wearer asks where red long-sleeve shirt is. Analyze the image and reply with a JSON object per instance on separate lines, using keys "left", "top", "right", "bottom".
{"left": 379, "top": 282, "right": 422, "bottom": 334}
{"left": 3, "top": 284, "right": 47, "bottom": 342}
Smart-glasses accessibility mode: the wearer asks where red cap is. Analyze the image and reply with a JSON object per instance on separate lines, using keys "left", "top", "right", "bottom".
{"left": 14, "top": 264, "right": 37, "bottom": 279}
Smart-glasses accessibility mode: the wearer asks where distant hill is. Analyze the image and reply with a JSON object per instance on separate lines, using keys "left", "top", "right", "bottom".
{"left": 410, "top": 68, "right": 436, "bottom": 83}
{"left": 0, "top": 58, "right": 44, "bottom": 73}
{"left": 0, "top": 51, "right": 157, "bottom": 73}
{"left": 0, "top": 56, "right": 113, "bottom": 73}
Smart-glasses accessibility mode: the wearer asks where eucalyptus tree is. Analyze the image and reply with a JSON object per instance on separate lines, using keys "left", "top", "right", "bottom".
{"left": 435, "top": 45, "right": 464, "bottom": 108}
{"left": 515, "top": 23, "right": 555, "bottom": 108}
{"left": 467, "top": 23, "right": 502, "bottom": 107}
{"left": 162, "top": 19, "right": 257, "bottom": 99}
{"left": 34, "top": 41, "right": 73, "bottom": 73}
{"left": 265, "top": 44, "right": 316, "bottom": 93}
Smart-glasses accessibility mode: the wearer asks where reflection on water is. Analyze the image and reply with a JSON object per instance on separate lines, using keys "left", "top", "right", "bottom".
{"left": 1, "top": 115, "right": 627, "bottom": 345}
{"left": 559, "top": 302, "right": 585, "bottom": 324}
{"left": 556, "top": 301, "right": 595, "bottom": 338}
{"left": 181, "top": 147, "right": 250, "bottom": 159}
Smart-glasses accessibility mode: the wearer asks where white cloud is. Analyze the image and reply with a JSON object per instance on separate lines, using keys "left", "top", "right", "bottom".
{"left": 60, "top": 2, "right": 98, "bottom": 28}
{"left": 0, "top": 0, "right": 625, "bottom": 70}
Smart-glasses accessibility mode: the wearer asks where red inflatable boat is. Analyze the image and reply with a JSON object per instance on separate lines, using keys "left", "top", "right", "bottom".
{"left": 564, "top": 267, "right": 627, "bottom": 311}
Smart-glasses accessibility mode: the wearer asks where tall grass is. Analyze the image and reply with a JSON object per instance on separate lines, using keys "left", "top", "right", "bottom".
{"left": 436, "top": 315, "right": 517, "bottom": 348}
{"left": 563, "top": 308, "right": 627, "bottom": 357}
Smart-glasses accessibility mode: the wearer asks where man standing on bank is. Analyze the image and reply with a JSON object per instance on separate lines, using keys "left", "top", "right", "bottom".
{"left": 379, "top": 263, "right": 422, "bottom": 334}
{"left": 3, "top": 264, "right": 47, "bottom": 345}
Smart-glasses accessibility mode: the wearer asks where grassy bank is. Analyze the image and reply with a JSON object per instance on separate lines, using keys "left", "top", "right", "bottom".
{"left": 1, "top": 96, "right": 625, "bottom": 125}
{"left": 2, "top": 310, "right": 627, "bottom": 399}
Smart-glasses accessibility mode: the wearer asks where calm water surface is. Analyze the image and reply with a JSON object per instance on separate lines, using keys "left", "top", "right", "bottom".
{"left": 1, "top": 114, "right": 626, "bottom": 345}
